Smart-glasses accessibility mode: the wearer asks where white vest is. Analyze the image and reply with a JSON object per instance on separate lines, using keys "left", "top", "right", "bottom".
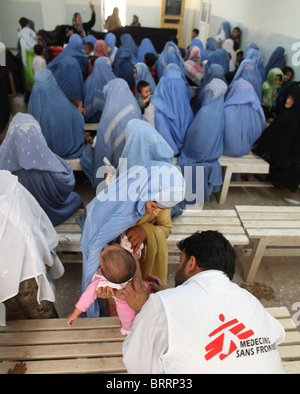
{"left": 158, "top": 270, "right": 285, "bottom": 374}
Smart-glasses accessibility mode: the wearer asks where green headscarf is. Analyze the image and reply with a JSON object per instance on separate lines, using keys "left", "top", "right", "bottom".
{"left": 262, "top": 68, "right": 284, "bottom": 109}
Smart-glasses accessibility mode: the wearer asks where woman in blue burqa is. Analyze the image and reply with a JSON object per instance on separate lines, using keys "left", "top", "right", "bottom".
{"left": 265, "top": 46, "right": 286, "bottom": 76}
{"left": 151, "top": 64, "right": 193, "bottom": 156}
{"left": 47, "top": 33, "right": 88, "bottom": 78}
{"left": 0, "top": 113, "right": 83, "bottom": 226}
{"left": 52, "top": 56, "right": 84, "bottom": 101}
{"left": 177, "top": 78, "right": 227, "bottom": 204}
{"left": 205, "top": 48, "right": 230, "bottom": 75}
{"left": 113, "top": 47, "right": 136, "bottom": 90}
{"left": 120, "top": 33, "right": 138, "bottom": 57}
{"left": 228, "top": 58, "right": 262, "bottom": 102}
{"left": 80, "top": 78, "right": 141, "bottom": 189}
{"left": 223, "top": 78, "right": 266, "bottom": 157}
{"left": 156, "top": 41, "right": 186, "bottom": 81}
{"left": 244, "top": 47, "right": 266, "bottom": 84}
{"left": 104, "top": 32, "right": 118, "bottom": 64}
{"left": 136, "top": 38, "right": 157, "bottom": 63}
{"left": 80, "top": 161, "right": 186, "bottom": 317}
{"left": 193, "top": 63, "right": 227, "bottom": 113}
{"left": 28, "top": 69, "right": 85, "bottom": 160}
{"left": 83, "top": 57, "right": 117, "bottom": 124}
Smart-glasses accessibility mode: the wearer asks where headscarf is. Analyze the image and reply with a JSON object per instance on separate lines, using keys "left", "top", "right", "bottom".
{"left": 47, "top": 34, "right": 88, "bottom": 77}
{"left": 80, "top": 78, "right": 142, "bottom": 188}
{"left": 104, "top": 32, "right": 118, "bottom": 62}
{"left": 134, "top": 62, "right": 156, "bottom": 98}
{"left": 265, "top": 47, "right": 286, "bottom": 75}
{"left": 28, "top": 69, "right": 84, "bottom": 160}
{"left": 0, "top": 113, "right": 83, "bottom": 226}
{"left": 83, "top": 57, "right": 117, "bottom": 121}
{"left": 151, "top": 64, "right": 193, "bottom": 155}
{"left": 53, "top": 56, "right": 84, "bottom": 101}
{"left": 222, "top": 39, "right": 236, "bottom": 72}
{"left": 228, "top": 59, "right": 262, "bottom": 102}
{"left": 94, "top": 39, "right": 109, "bottom": 57}
{"left": 177, "top": 78, "right": 227, "bottom": 203}
{"left": 189, "top": 38, "right": 208, "bottom": 61}
{"left": 118, "top": 119, "right": 174, "bottom": 171}
{"left": 107, "top": 7, "right": 122, "bottom": 31}
{"left": 0, "top": 170, "right": 64, "bottom": 304}
{"left": 184, "top": 46, "right": 205, "bottom": 86}
{"left": 205, "top": 48, "right": 230, "bottom": 75}
{"left": 72, "top": 13, "right": 86, "bottom": 39}
{"left": 80, "top": 161, "right": 186, "bottom": 317}
{"left": 223, "top": 78, "right": 266, "bottom": 156}
{"left": 216, "top": 21, "right": 231, "bottom": 44}
{"left": 244, "top": 47, "right": 266, "bottom": 83}
{"left": 262, "top": 68, "right": 284, "bottom": 109}
{"left": 156, "top": 41, "right": 186, "bottom": 81}
{"left": 136, "top": 38, "right": 157, "bottom": 63}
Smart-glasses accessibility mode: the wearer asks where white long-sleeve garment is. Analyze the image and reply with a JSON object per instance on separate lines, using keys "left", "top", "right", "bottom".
{"left": 0, "top": 171, "right": 64, "bottom": 304}
{"left": 123, "top": 270, "right": 285, "bottom": 374}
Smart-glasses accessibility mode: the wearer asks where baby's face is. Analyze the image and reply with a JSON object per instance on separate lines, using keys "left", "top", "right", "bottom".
{"left": 140, "top": 85, "right": 152, "bottom": 99}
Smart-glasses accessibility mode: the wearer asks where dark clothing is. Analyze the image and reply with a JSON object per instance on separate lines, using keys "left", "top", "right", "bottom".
{"left": 253, "top": 83, "right": 300, "bottom": 192}
{"left": 73, "top": 12, "right": 96, "bottom": 38}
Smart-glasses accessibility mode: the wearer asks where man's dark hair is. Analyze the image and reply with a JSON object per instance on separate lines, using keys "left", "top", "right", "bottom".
{"left": 177, "top": 231, "right": 236, "bottom": 280}
{"left": 19, "top": 17, "right": 29, "bottom": 28}
{"left": 84, "top": 42, "right": 94, "bottom": 51}
{"left": 137, "top": 80, "right": 150, "bottom": 93}
{"left": 193, "top": 28, "right": 199, "bottom": 36}
{"left": 144, "top": 52, "right": 157, "bottom": 67}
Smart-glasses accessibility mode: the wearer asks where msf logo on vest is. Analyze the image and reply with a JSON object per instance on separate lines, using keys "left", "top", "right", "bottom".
{"left": 205, "top": 314, "right": 254, "bottom": 361}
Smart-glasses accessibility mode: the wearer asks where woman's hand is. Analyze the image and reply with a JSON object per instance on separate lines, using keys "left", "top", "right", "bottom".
{"left": 126, "top": 226, "right": 147, "bottom": 253}
{"left": 96, "top": 286, "right": 115, "bottom": 299}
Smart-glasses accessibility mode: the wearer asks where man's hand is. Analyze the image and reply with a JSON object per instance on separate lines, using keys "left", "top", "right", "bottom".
{"left": 119, "top": 274, "right": 149, "bottom": 314}
{"left": 126, "top": 226, "right": 147, "bottom": 254}
{"left": 96, "top": 286, "right": 116, "bottom": 299}
{"left": 145, "top": 274, "right": 167, "bottom": 293}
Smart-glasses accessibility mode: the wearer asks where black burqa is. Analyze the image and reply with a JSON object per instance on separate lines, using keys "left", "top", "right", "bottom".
{"left": 253, "top": 82, "right": 300, "bottom": 192}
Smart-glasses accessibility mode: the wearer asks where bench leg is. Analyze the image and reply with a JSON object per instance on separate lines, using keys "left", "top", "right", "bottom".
{"left": 244, "top": 238, "right": 268, "bottom": 282}
{"left": 218, "top": 167, "right": 232, "bottom": 205}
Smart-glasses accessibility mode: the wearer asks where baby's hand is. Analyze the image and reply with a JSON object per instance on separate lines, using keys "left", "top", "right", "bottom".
{"left": 67, "top": 308, "right": 81, "bottom": 327}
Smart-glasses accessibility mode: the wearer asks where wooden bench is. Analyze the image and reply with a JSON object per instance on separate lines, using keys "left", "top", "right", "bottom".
{"left": 218, "top": 152, "right": 270, "bottom": 205}
{"left": 55, "top": 209, "right": 249, "bottom": 263}
{"left": 235, "top": 205, "right": 300, "bottom": 282}
{"left": 0, "top": 307, "right": 299, "bottom": 374}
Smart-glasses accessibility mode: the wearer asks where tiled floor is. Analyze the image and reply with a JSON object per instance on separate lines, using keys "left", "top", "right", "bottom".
{"left": 54, "top": 173, "right": 300, "bottom": 326}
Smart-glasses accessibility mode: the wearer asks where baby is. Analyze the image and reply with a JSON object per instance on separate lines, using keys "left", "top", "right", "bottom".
{"left": 137, "top": 80, "right": 152, "bottom": 114}
{"left": 67, "top": 234, "right": 145, "bottom": 335}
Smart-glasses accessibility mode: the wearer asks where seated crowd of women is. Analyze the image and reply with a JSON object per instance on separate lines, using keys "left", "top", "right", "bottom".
{"left": 1, "top": 20, "right": 299, "bottom": 321}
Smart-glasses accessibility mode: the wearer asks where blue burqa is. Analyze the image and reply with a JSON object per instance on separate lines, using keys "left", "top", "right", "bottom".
{"left": 265, "top": 46, "right": 286, "bottom": 75}
{"left": 205, "top": 49, "right": 230, "bottom": 75}
{"left": 228, "top": 59, "right": 262, "bottom": 102}
{"left": 151, "top": 65, "right": 193, "bottom": 156}
{"left": 223, "top": 78, "right": 266, "bottom": 157}
{"left": 53, "top": 56, "right": 84, "bottom": 101}
{"left": 177, "top": 78, "right": 228, "bottom": 203}
{"left": 206, "top": 37, "right": 218, "bottom": 57}
{"left": 80, "top": 78, "right": 142, "bottom": 188}
{"left": 28, "top": 69, "right": 85, "bottom": 160}
{"left": 156, "top": 41, "right": 186, "bottom": 81}
{"left": 104, "top": 32, "right": 118, "bottom": 62}
{"left": 118, "top": 119, "right": 174, "bottom": 171}
{"left": 136, "top": 38, "right": 157, "bottom": 63}
{"left": 134, "top": 62, "right": 156, "bottom": 98}
{"left": 113, "top": 47, "right": 136, "bottom": 90}
{"left": 83, "top": 57, "right": 117, "bottom": 123}
{"left": 193, "top": 63, "right": 227, "bottom": 113}
{"left": 244, "top": 47, "right": 266, "bottom": 83}
{"left": 120, "top": 33, "right": 138, "bottom": 57}
{"left": 0, "top": 113, "right": 83, "bottom": 226}
{"left": 80, "top": 161, "right": 186, "bottom": 317}
{"left": 47, "top": 34, "right": 88, "bottom": 78}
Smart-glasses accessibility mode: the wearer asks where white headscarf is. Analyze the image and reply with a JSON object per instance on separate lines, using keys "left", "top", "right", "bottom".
{"left": 0, "top": 171, "right": 64, "bottom": 303}
{"left": 222, "top": 39, "right": 237, "bottom": 72}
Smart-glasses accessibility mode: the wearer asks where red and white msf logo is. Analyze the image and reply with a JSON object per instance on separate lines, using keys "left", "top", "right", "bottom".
{"left": 205, "top": 314, "right": 254, "bottom": 361}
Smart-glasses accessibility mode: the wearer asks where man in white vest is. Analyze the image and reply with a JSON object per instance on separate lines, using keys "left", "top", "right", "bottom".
{"left": 121, "top": 231, "right": 285, "bottom": 374}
